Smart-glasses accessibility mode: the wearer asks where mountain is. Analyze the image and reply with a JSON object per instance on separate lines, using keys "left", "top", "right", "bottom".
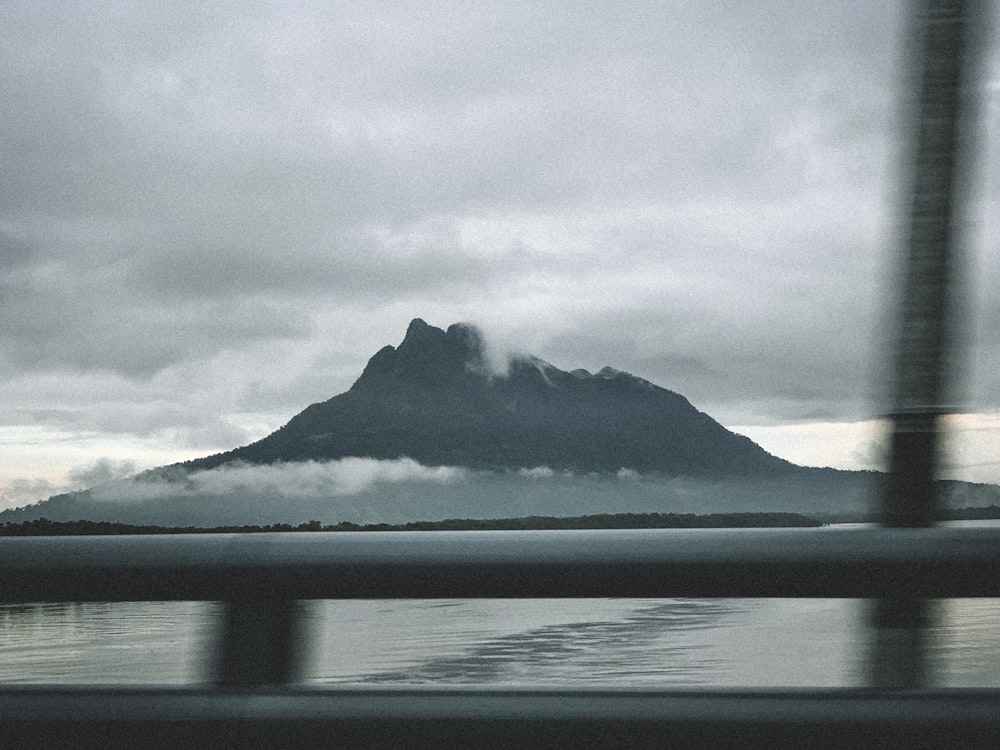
{"left": 8, "top": 318, "right": 998, "bottom": 526}
{"left": 182, "top": 318, "right": 796, "bottom": 478}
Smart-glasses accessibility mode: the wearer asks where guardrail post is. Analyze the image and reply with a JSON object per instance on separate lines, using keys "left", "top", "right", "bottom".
{"left": 214, "top": 600, "right": 306, "bottom": 687}
{"left": 881, "top": 0, "right": 973, "bottom": 528}
{"left": 872, "top": 0, "right": 977, "bottom": 688}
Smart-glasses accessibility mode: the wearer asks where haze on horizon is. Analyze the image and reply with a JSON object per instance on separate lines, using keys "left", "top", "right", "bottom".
{"left": 2, "top": 2, "right": 1000, "bottom": 509}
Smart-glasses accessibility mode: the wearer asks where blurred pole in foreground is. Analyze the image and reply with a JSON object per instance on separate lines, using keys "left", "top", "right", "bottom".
{"left": 870, "top": 0, "right": 976, "bottom": 688}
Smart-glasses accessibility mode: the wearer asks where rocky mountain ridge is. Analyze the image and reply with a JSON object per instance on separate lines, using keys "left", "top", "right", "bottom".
{"left": 182, "top": 318, "right": 796, "bottom": 478}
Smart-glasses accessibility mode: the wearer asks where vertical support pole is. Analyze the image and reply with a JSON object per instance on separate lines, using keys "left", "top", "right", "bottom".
{"left": 214, "top": 600, "right": 306, "bottom": 688}
{"left": 883, "top": 0, "right": 970, "bottom": 528}
{"left": 871, "top": 0, "right": 974, "bottom": 688}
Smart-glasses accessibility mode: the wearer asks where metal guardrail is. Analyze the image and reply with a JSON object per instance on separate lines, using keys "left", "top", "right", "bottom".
{"left": 3, "top": 684, "right": 1000, "bottom": 749}
{"left": 1, "top": 527, "right": 1000, "bottom": 748}
{"left": 2, "top": 527, "right": 1000, "bottom": 601}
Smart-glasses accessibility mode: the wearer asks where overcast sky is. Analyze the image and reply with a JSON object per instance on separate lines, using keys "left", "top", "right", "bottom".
{"left": 2, "top": 1, "right": 999, "bottom": 508}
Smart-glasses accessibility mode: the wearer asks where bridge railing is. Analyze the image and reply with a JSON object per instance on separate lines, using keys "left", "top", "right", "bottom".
{"left": 1, "top": 526, "right": 999, "bottom": 748}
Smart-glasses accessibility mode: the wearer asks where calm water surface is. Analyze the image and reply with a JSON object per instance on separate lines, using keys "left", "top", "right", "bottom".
{"left": 1, "top": 525, "right": 997, "bottom": 687}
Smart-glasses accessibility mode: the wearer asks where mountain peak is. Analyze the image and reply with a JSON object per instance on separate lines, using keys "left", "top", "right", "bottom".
{"left": 404, "top": 316, "right": 429, "bottom": 333}
{"left": 353, "top": 318, "right": 489, "bottom": 389}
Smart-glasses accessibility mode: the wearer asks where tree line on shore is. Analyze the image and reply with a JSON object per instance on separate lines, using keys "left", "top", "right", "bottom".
{"left": 0, "top": 511, "right": 824, "bottom": 536}
{"left": 5, "top": 506, "right": 997, "bottom": 535}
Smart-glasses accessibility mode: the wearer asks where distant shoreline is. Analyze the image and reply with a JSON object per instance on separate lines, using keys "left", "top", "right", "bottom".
{"left": 5, "top": 505, "right": 999, "bottom": 535}
{"left": 0, "top": 511, "right": 823, "bottom": 536}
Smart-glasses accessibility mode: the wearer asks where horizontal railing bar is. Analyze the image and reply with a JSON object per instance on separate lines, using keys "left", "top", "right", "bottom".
{"left": 1, "top": 686, "right": 998, "bottom": 749}
{"left": 2, "top": 527, "right": 999, "bottom": 601}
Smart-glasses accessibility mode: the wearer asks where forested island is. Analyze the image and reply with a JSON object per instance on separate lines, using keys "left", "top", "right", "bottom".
{"left": 0, "top": 511, "right": 823, "bottom": 536}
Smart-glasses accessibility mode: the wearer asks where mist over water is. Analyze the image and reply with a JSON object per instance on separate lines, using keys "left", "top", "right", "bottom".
{"left": 2, "top": 457, "right": 880, "bottom": 526}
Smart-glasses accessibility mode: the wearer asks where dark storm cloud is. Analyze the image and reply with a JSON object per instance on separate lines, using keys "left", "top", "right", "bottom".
{"left": 1, "top": 1, "right": 901, "bottom": 224}
{"left": 1, "top": 229, "right": 315, "bottom": 377}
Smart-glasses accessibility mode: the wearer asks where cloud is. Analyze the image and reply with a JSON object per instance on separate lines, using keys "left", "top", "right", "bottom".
{"left": 0, "top": 2, "right": 904, "bottom": 385}
{"left": 191, "top": 457, "right": 465, "bottom": 497}
{"left": 69, "top": 458, "right": 137, "bottom": 488}
{"left": 2, "top": 1, "right": 998, "bottom": 492}
{"left": 518, "top": 467, "right": 555, "bottom": 479}
{"left": 5, "top": 456, "right": 895, "bottom": 527}
{"left": 92, "top": 457, "right": 466, "bottom": 504}
{"left": 1, "top": 478, "right": 63, "bottom": 509}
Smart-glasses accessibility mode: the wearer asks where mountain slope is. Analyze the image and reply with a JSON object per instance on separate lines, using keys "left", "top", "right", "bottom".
{"left": 7, "top": 318, "right": 1000, "bottom": 526}
{"left": 184, "top": 318, "right": 795, "bottom": 477}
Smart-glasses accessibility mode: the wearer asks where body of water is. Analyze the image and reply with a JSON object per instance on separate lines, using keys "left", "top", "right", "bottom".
{"left": 1, "top": 524, "right": 998, "bottom": 688}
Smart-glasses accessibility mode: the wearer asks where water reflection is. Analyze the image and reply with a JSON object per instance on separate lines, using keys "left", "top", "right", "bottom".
{"left": 0, "top": 601, "right": 216, "bottom": 684}
{"left": 0, "top": 598, "right": 996, "bottom": 687}
{"left": 309, "top": 599, "right": 743, "bottom": 685}
{"left": 935, "top": 599, "right": 1000, "bottom": 687}
{"left": 304, "top": 597, "right": 876, "bottom": 686}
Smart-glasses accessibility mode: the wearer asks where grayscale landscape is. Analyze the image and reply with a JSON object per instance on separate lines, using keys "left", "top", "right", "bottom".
{"left": 4, "top": 320, "right": 997, "bottom": 527}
